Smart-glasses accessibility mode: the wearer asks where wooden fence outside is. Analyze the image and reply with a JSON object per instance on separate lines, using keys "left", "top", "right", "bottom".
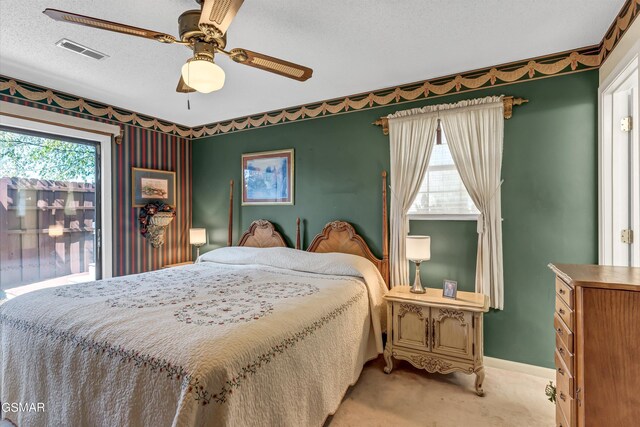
{"left": 0, "top": 177, "right": 96, "bottom": 292}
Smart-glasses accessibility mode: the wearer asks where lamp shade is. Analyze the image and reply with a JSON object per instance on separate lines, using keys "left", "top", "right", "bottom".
{"left": 181, "top": 58, "right": 225, "bottom": 93}
{"left": 189, "top": 228, "right": 207, "bottom": 245}
{"left": 406, "top": 235, "right": 431, "bottom": 261}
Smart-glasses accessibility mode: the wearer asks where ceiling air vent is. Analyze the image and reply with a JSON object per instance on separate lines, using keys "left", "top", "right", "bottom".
{"left": 55, "top": 38, "right": 109, "bottom": 60}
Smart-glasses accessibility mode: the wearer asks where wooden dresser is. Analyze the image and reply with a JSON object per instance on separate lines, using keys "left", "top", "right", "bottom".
{"left": 549, "top": 264, "right": 640, "bottom": 427}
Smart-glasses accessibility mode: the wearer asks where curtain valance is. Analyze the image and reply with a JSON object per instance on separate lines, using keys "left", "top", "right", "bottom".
{"left": 387, "top": 96, "right": 504, "bottom": 121}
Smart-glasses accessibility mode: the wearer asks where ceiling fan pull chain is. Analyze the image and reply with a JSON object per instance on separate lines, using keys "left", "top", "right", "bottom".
{"left": 187, "top": 66, "right": 191, "bottom": 110}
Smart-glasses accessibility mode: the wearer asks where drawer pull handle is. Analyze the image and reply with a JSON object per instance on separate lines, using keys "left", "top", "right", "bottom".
{"left": 559, "top": 392, "right": 566, "bottom": 402}
{"left": 557, "top": 328, "right": 563, "bottom": 335}
{"left": 559, "top": 288, "right": 566, "bottom": 295}
{"left": 558, "top": 347, "right": 565, "bottom": 355}
{"left": 559, "top": 308, "right": 565, "bottom": 315}
{"left": 557, "top": 367, "right": 564, "bottom": 375}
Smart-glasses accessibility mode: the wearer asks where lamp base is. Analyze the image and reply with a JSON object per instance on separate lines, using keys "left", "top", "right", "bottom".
{"left": 410, "top": 261, "right": 426, "bottom": 294}
{"left": 193, "top": 244, "right": 204, "bottom": 261}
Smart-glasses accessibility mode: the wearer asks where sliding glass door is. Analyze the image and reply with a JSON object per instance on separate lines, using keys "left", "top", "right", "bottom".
{"left": 0, "top": 126, "right": 101, "bottom": 298}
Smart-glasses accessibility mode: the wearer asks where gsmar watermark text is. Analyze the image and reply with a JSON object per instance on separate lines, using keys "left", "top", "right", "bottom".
{"left": 1, "top": 401, "right": 45, "bottom": 413}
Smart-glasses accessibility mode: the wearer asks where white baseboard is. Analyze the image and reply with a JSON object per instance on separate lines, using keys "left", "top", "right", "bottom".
{"left": 484, "top": 356, "right": 555, "bottom": 379}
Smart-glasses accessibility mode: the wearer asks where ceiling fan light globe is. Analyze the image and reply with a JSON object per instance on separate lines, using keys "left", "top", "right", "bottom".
{"left": 181, "top": 59, "right": 225, "bottom": 93}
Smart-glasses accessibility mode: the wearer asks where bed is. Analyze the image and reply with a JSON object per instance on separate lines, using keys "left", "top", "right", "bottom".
{"left": 0, "top": 175, "right": 390, "bottom": 427}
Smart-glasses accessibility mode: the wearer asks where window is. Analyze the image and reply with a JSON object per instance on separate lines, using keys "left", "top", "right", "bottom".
{"left": 0, "top": 127, "right": 101, "bottom": 299}
{"left": 408, "top": 132, "right": 479, "bottom": 219}
{"left": 0, "top": 100, "right": 117, "bottom": 299}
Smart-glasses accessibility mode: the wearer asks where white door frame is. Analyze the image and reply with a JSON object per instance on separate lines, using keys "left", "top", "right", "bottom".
{"left": 599, "top": 42, "right": 640, "bottom": 266}
{"left": 0, "top": 101, "right": 116, "bottom": 279}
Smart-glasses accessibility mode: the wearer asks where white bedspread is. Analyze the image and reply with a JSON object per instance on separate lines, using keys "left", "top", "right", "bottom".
{"left": 0, "top": 247, "right": 387, "bottom": 427}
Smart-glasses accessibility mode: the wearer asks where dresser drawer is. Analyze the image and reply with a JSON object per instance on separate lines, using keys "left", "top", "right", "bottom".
{"left": 555, "top": 276, "right": 573, "bottom": 309}
{"left": 555, "top": 334, "right": 574, "bottom": 375}
{"left": 554, "top": 313, "right": 574, "bottom": 353}
{"left": 556, "top": 401, "right": 573, "bottom": 427}
{"left": 555, "top": 293, "right": 574, "bottom": 330}
{"left": 555, "top": 350, "right": 574, "bottom": 398}
{"left": 556, "top": 374, "right": 575, "bottom": 427}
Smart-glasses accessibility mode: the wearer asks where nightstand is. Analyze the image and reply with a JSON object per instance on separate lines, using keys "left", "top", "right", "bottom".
{"left": 383, "top": 286, "right": 489, "bottom": 396}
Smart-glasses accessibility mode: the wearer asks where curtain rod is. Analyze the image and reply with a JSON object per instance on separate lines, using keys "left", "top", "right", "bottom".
{"left": 372, "top": 96, "right": 528, "bottom": 135}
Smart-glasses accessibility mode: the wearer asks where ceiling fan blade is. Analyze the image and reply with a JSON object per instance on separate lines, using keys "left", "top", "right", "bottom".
{"left": 229, "top": 49, "right": 313, "bottom": 81}
{"left": 198, "top": 0, "right": 244, "bottom": 38}
{"left": 43, "top": 9, "right": 177, "bottom": 44}
{"left": 176, "top": 76, "right": 196, "bottom": 93}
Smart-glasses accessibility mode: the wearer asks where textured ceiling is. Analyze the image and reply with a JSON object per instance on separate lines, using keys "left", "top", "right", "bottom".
{"left": 0, "top": 0, "right": 625, "bottom": 127}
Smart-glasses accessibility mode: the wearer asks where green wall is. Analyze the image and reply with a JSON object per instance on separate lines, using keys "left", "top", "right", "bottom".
{"left": 192, "top": 70, "right": 599, "bottom": 368}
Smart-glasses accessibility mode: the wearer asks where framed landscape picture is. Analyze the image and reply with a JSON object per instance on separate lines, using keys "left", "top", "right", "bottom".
{"left": 132, "top": 167, "right": 176, "bottom": 207}
{"left": 242, "top": 149, "right": 294, "bottom": 205}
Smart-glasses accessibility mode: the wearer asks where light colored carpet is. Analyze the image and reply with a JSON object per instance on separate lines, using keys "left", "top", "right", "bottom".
{"left": 0, "top": 355, "right": 553, "bottom": 427}
{"left": 326, "top": 356, "right": 554, "bottom": 427}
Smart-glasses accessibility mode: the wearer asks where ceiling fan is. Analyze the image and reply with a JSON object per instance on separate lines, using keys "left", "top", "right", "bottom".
{"left": 43, "top": 0, "right": 313, "bottom": 94}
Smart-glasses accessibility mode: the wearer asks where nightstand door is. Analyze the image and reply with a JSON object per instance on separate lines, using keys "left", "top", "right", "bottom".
{"left": 431, "top": 308, "right": 474, "bottom": 360}
{"left": 392, "top": 302, "right": 429, "bottom": 351}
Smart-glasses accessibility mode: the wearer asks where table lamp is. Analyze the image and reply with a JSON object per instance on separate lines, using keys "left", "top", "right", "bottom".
{"left": 189, "top": 228, "right": 207, "bottom": 259}
{"left": 406, "top": 235, "right": 431, "bottom": 294}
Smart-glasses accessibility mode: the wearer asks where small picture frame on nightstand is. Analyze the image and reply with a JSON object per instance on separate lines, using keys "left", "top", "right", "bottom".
{"left": 443, "top": 280, "right": 458, "bottom": 299}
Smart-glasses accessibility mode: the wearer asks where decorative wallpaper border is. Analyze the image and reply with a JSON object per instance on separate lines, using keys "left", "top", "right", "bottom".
{"left": 0, "top": 77, "right": 192, "bottom": 139}
{"left": 600, "top": 0, "right": 640, "bottom": 63}
{"left": 1, "top": 0, "right": 638, "bottom": 138}
{"left": 192, "top": 47, "right": 601, "bottom": 137}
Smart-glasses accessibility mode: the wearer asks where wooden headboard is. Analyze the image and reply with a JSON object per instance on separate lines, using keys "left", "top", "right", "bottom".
{"left": 308, "top": 221, "right": 389, "bottom": 286}
{"left": 227, "top": 171, "right": 389, "bottom": 286}
{"left": 237, "top": 220, "right": 287, "bottom": 248}
{"left": 307, "top": 172, "right": 389, "bottom": 286}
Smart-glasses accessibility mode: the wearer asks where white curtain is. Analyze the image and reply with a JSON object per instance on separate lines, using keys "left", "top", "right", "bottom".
{"left": 439, "top": 96, "right": 505, "bottom": 309}
{"left": 388, "top": 109, "right": 438, "bottom": 287}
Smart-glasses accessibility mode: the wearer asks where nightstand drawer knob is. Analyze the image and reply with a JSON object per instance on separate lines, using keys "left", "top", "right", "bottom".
{"left": 557, "top": 328, "right": 563, "bottom": 335}
{"left": 557, "top": 367, "right": 564, "bottom": 375}
{"left": 559, "top": 308, "right": 565, "bottom": 315}
{"left": 559, "top": 392, "right": 567, "bottom": 402}
{"left": 559, "top": 288, "right": 566, "bottom": 295}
